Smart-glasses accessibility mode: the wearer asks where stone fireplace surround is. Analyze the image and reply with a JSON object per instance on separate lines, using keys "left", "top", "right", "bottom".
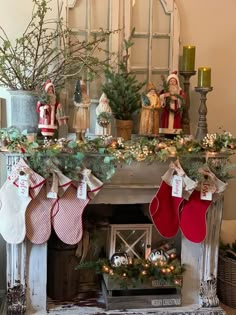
{"left": 2, "top": 160, "right": 225, "bottom": 315}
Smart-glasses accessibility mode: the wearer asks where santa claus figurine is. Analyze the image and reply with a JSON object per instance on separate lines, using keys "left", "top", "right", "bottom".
{"left": 139, "top": 83, "right": 161, "bottom": 135}
{"left": 159, "top": 71, "right": 186, "bottom": 133}
{"left": 95, "top": 92, "right": 112, "bottom": 136}
{"left": 36, "top": 79, "right": 66, "bottom": 137}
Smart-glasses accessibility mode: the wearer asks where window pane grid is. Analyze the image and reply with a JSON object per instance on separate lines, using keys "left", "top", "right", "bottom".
{"left": 130, "top": 0, "right": 174, "bottom": 84}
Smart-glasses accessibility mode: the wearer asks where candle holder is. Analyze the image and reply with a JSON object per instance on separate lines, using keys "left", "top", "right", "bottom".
{"left": 194, "top": 86, "right": 213, "bottom": 141}
{"left": 179, "top": 70, "right": 196, "bottom": 135}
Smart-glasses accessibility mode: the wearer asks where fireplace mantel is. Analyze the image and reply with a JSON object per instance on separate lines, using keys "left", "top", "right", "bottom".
{"left": 1, "top": 158, "right": 225, "bottom": 315}
{"left": 91, "top": 161, "right": 169, "bottom": 204}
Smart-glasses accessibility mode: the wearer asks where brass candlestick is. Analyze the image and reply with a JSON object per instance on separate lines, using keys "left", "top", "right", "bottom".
{"left": 179, "top": 70, "right": 196, "bottom": 135}
{"left": 195, "top": 86, "right": 213, "bottom": 141}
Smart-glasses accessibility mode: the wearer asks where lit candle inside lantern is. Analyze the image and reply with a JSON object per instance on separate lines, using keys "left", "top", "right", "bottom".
{"left": 197, "top": 67, "right": 211, "bottom": 87}
{"left": 182, "top": 45, "right": 196, "bottom": 71}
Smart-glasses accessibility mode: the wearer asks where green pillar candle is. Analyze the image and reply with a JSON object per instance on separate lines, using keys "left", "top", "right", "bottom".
{"left": 197, "top": 67, "right": 211, "bottom": 87}
{"left": 182, "top": 45, "right": 196, "bottom": 71}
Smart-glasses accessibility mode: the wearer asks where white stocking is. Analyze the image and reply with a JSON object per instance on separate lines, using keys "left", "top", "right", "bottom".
{"left": 0, "top": 159, "right": 45, "bottom": 244}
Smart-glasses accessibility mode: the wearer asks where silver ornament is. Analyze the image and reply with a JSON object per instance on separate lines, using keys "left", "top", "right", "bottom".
{"left": 110, "top": 252, "right": 129, "bottom": 267}
{"left": 148, "top": 249, "right": 169, "bottom": 263}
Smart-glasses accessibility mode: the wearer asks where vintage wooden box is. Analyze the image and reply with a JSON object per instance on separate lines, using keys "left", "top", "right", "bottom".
{"left": 102, "top": 274, "right": 182, "bottom": 310}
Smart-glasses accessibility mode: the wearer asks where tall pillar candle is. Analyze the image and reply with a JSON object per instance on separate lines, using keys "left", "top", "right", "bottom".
{"left": 182, "top": 45, "right": 196, "bottom": 71}
{"left": 197, "top": 67, "right": 211, "bottom": 87}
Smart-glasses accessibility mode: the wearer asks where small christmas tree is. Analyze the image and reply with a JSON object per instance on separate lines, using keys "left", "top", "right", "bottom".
{"left": 102, "top": 28, "right": 146, "bottom": 120}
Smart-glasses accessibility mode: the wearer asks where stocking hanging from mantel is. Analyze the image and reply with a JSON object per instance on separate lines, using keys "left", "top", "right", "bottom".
{"left": 180, "top": 167, "right": 227, "bottom": 243}
{"left": 25, "top": 168, "right": 72, "bottom": 244}
{"left": 52, "top": 168, "right": 103, "bottom": 245}
{"left": 149, "top": 160, "right": 197, "bottom": 239}
{"left": 0, "top": 158, "right": 45, "bottom": 244}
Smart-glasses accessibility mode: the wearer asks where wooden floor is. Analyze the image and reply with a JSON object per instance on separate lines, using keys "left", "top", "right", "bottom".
{"left": 221, "top": 304, "right": 236, "bottom": 315}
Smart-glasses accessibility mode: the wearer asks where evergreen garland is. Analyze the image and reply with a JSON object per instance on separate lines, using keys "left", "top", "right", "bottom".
{"left": 1, "top": 127, "right": 236, "bottom": 184}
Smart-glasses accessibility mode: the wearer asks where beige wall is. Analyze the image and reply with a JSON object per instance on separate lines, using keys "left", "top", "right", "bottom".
{"left": 176, "top": 0, "right": 236, "bottom": 219}
{"left": 176, "top": 0, "right": 236, "bottom": 134}
{"left": 0, "top": 0, "right": 66, "bottom": 40}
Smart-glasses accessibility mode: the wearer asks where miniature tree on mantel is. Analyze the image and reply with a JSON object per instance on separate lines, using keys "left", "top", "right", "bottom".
{"left": 102, "top": 28, "right": 146, "bottom": 121}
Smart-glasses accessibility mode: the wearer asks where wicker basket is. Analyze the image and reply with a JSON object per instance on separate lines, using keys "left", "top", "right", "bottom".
{"left": 217, "top": 251, "right": 236, "bottom": 308}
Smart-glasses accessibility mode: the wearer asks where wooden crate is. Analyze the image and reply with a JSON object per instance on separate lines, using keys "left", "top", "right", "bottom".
{"left": 102, "top": 274, "right": 182, "bottom": 310}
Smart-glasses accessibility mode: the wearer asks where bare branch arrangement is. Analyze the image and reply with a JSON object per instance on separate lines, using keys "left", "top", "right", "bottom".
{"left": 0, "top": 0, "right": 114, "bottom": 91}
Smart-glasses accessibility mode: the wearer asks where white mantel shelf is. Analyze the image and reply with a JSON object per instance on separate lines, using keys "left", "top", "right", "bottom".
{"left": 0, "top": 158, "right": 225, "bottom": 315}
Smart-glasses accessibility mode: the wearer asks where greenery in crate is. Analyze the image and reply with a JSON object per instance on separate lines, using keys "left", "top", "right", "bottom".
{"left": 0, "top": 0, "right": 114, "bottom": 90}
{"left": 75, "top": 257, "right": 184, "bottom": 289}
{"left": 102, "top": 28, "right": 146, "bottom": 120}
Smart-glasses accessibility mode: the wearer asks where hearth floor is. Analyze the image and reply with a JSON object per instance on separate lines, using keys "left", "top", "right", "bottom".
{"left": 46, "top": 292, "right": 227, "bottom": 315}
{"left": 0, "top": 293, "right": 233, "bottom": 315}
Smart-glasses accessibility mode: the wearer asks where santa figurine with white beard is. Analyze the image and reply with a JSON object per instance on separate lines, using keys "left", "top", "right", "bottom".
{"left": 36, "top": 79, "right": 60, "bottom": 137}
{"left": 159, "top": 71, "right": 185, "bottom": 132}
{"left": 95, "top": 92, "right": 112, "bottom": 136}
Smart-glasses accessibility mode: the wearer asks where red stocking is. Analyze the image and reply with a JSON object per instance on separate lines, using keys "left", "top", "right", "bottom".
{"left": 150, "top": 180, "right": 183, "bottom": 238}
{"left": 149, "top": 160, "right": 197, "bottom": 239}
{"left": 180, "top": 190, "right": 212, "bottom": 243}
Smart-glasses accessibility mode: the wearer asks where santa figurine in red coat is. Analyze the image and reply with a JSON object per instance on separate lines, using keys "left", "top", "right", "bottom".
{"left": 159, "top": 71, "right": 186, "bottom": 133}
{"left": 36, "top": 79, "right": 66, "bottom": 137}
